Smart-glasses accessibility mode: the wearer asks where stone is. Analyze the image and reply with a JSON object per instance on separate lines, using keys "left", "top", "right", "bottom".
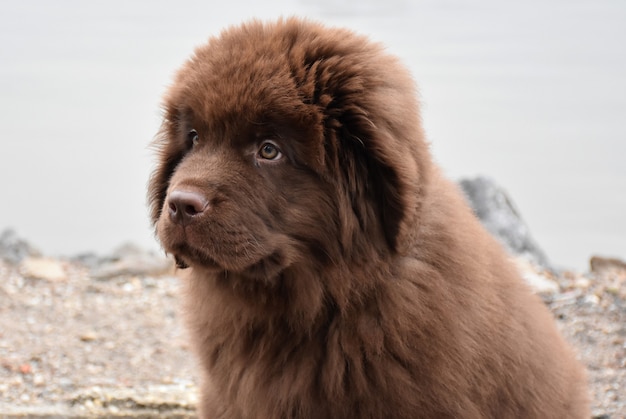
{"left": 458, "top": 176, "right": 551, "bottom": 270}
{"left": 89, "top": 242, "right": 174, "bottom": 279}
{"left": 0, "top": 229, "right": 41, "bottom": 265}
{"left": 513, "top": 257, "right": 559, "bottom": 294}
{"left": 18, "top": 257, "right": 67, "bottom": 282}
{"left": 590, "top": 255, "right": 626, "bottom": 274}
{"left": 79, "top": 331, "right": 99, "bottom": 342}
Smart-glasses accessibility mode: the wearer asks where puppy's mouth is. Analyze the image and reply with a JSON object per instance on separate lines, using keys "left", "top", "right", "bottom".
{"left": 171, "top": 244, "right": 290, "bottom": 281}
{"left": 162, "top": 228, "right": 293, "bottom": 280}
{"left": 167, "top": 241, "right": 221, "bottom": 271}
{"left": 174, "top": 255, "right": 189, "bottom": 269}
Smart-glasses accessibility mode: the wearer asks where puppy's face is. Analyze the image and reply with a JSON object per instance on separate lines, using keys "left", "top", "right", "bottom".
{"left": 155, "top": 112, "right": 335, "bottom": 280}
{"left": 149, "top": 20, "right": 427, "bottom": 281}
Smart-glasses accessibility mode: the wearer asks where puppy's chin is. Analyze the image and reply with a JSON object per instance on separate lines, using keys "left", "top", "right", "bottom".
{"left": 162, "top": 232, "right": 295, "bottom": 281}
{"left": 172, "top": 247, "right": 292, "bottom": 282}
{"left": 166, "top": 242, "right": 222, "bottom": 271}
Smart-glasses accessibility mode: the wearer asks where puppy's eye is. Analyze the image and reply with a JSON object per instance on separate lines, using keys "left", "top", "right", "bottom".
{"left": 187, "top": 129, "right": 199, "bottom": 149}
{"left": 258, "top": 142, "right": 282, "bottom": 160}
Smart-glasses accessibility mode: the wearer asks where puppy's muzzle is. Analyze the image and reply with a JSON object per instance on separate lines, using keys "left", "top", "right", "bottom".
{"left": 167, "top": 189, "right": 209, "bottom": 226}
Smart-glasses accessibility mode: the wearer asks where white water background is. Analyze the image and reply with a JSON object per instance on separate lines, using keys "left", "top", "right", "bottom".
{"left": 1, "top": 0, "right": 625, "bottom": 270}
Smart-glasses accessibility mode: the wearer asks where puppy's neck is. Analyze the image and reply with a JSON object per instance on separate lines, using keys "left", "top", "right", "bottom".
{"left": 187, "top": 252, "right": 395, "bottom": 337}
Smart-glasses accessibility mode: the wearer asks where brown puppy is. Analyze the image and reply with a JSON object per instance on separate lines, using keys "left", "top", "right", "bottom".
{"left": 149, "top": 18, "right": 589, "bottom": 419}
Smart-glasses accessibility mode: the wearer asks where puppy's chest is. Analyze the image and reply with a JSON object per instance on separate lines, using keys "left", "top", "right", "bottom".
{"left": 209, "top": 332, "right": 330, "bottom": 417}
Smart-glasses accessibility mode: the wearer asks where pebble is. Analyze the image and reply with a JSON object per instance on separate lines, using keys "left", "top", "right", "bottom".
{"left": 18, "top": 257, "right": 67, "bottom": 282}
{"left": 19, "top": 364, "right": 32, "bottom": 374}
{"left": 58, "top": 377, "right": 74, "bottom": 390}
{"left": 584, "top": 294, "right": 600, "bottom": 305}
{"left": 513, "top": 258, "right": 560, "bottom": 294}
{"left": 122, "top": 281, "right": 136, "bottom": 293}
{"left": 574, "top": 277, "right": 591, "bottom": 289}
{"left": 79, "top": 332, "right": 99, "bottom": 342}
{"left": 590, "top": 255, "right": 626, "bottom": 273}
{"left": 522, "top": 270, "right": 560, "bottom": 294}
{"left": 33, "top": 374, "right": 45, "bottom": 387}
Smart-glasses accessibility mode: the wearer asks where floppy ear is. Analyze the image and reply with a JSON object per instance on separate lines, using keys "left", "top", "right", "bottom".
{"left": 339, "top": 109, "right": 427, "bottom": 255}
{"left": 306, "top": 45, "right": 429, "bottom": 254}
{"left": 370, "top": 131, "right": 423, "bottom": 255}
{"left": 284, "top": 22, "right": 431, "bottom": 254}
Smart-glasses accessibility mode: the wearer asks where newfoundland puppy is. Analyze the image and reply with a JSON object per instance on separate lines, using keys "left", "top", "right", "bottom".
{"left": 149, "top": 18, "right": 589, "bottom": 418}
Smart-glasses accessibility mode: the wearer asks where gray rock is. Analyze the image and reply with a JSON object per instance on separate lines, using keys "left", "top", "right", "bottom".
{"left": 71, "top": 252, "right": 105, "bottom": 270}
{"left": 0, "top": 229, "right": 41, "bottom": 264}
{"left": 88, "top": 242, "right": 174, "bottom": 279}
{"left": 458, "top": 176, "right": 551, "bottom": 270}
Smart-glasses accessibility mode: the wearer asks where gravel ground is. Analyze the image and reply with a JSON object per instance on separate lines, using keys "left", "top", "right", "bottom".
{"left": 0, "top": 257, "right": 197, "bottom": 418}
{"left": 0, "top": 254, "right": 624, "bottom": 418}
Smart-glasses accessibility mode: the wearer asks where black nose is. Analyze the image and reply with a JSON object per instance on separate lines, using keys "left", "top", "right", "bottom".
{"left": 167, "top": 190, "right": 209, "bottom": 225}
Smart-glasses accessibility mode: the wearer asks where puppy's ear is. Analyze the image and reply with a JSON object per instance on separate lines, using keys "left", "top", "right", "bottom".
{"left": 341, "top": 112, "right": 427, "bottom": 255}
{"left": 292, "top": 29, "right": 431, "bottom": 254}
{"left": 313, "top": 49, "right": 429, "bottom": 254}
{"left": 371, "top": 132, "right": 423, "bottom": 255}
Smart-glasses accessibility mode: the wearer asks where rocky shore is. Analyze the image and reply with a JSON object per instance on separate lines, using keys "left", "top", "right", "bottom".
{"left": 1, "top": 178, "right": 624, "bottom": 418}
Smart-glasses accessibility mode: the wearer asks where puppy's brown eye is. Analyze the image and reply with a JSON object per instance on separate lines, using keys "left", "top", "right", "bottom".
{"left": 187, "top": 129, "right": 199, "bottom": 148}
{"left": 258, "top": 142, "right": 282, "bottom": 160}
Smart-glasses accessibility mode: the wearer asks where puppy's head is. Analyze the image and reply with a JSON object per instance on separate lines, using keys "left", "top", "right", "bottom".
{"left": 148, "top": 18, "right": 430, "bottom": 280}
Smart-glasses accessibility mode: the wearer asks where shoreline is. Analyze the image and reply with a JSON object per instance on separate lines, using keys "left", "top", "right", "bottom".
{"left": 1, "top": 234, "right": 625, "bottom": 417}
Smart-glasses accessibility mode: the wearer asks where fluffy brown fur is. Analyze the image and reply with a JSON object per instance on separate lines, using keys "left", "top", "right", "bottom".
{"left": 149, "top": 18, "right": 589, "bottom": 418}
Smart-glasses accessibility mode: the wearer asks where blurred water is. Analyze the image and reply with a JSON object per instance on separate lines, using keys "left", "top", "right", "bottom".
{"left": 1, "top": 0, "right": 624, "bottom": 270}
